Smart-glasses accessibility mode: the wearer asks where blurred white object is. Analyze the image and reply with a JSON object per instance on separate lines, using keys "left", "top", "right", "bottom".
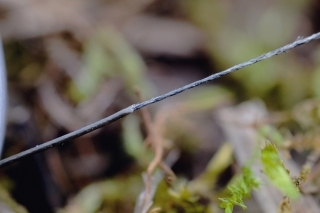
{"left": 0, "top": 35, "right": 7, "bottom": 158}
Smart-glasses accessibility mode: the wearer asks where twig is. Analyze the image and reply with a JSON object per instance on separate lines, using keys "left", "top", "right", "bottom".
{"left": 0, "top": 32, "right": 320, "bottom": 168}
{"left": 134, "top": 149, "right": 180, "bottom": 213}
{"left": 135, "top": 90, "right": 175, "bottom": 208}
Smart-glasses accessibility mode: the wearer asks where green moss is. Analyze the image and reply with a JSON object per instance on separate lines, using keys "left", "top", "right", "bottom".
{"left": 219, "top": 166, "right": 260, "bottom": 213}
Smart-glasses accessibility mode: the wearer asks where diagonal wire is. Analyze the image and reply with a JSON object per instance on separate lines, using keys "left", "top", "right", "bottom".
{"left": 0, "top": 32, "right": 319, "bottom": 168}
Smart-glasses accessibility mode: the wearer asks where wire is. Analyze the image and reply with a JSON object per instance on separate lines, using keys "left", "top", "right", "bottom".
{"left": 0, "top": 32, "right": 319, "bottom": 168}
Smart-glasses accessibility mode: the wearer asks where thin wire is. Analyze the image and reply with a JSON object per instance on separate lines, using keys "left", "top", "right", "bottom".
{"left": 0, "top": 32, "right": 319, "bottom": 168}
{"left": 132, "top": 32, "right": 320, "bottom": 110}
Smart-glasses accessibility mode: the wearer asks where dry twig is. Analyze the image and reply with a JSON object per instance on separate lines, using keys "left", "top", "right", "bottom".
{"left": 135, "top": 91, "right": 175, "bottom": 208}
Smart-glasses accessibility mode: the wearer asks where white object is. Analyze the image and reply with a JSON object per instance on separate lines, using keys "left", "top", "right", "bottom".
{"left": 0, "top": 36, "right": 7, "bottom": 158}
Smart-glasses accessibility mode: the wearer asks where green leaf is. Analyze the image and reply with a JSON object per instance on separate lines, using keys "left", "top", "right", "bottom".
{"left": 261, "top": 142, "right": 299, "bottom": 199}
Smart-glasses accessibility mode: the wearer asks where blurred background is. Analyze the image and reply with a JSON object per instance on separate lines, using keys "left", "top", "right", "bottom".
{"left": 0, "top": 0, "right": 320, "bottom": 212}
